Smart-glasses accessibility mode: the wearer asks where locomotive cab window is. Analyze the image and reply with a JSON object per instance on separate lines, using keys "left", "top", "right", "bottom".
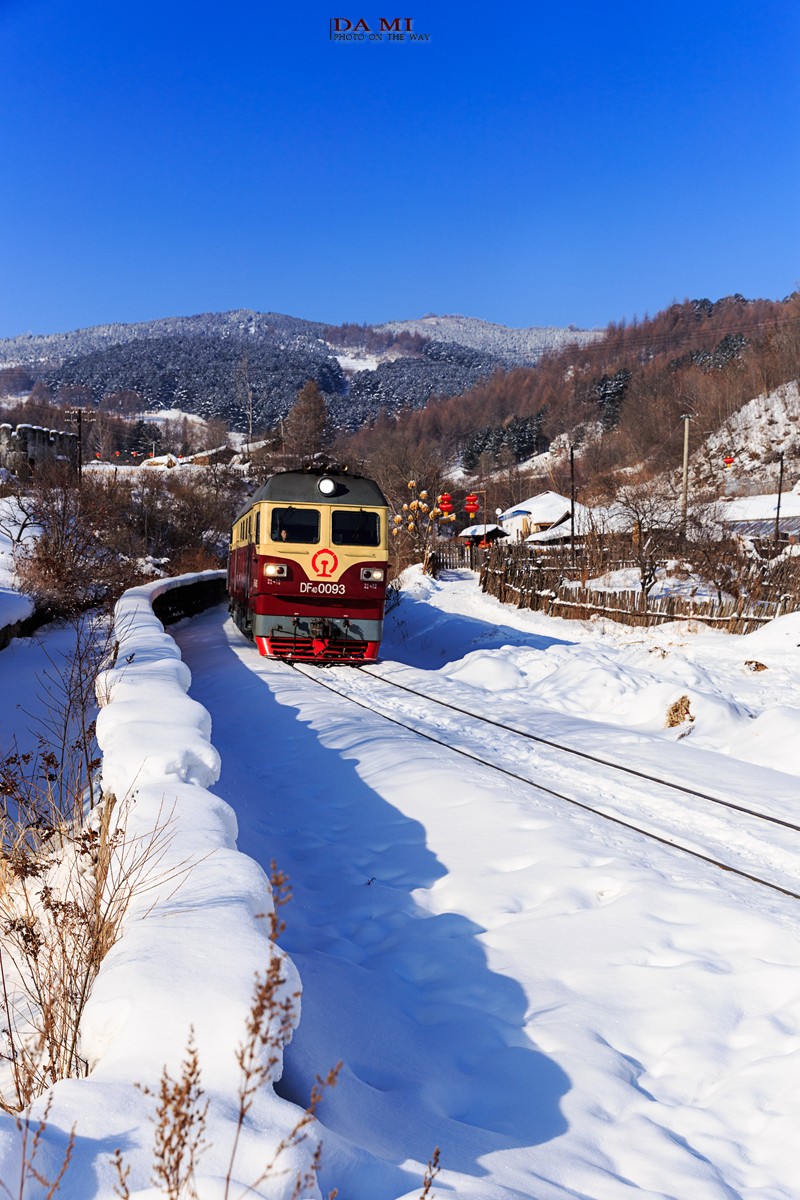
{"left": 271, "top": 507, "right": 320, "bottom": 544}
{"left": 332, "top": 509, "right": 381, "bottom": 546}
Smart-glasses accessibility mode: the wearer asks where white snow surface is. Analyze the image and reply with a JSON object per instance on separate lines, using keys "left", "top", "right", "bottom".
{"left": 0, "top": 496, "right": 35, "bottom": 629}
{"left": 334, "top": 353, "right": 381, "bottom": 372}
{"left": 1, "top": 567, "right": 800, "bottom": 1197}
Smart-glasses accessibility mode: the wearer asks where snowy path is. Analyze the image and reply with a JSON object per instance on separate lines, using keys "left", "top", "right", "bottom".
{"left": 174, "top": 577, "right": 800, "bottom": 1200}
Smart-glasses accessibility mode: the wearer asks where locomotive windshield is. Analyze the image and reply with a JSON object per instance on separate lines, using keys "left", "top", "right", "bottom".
{"left": 332, "top": 510, "right": 381, "bottom": 546}
{"left": 271, "top": 507, "right": 320, "bottom": 544}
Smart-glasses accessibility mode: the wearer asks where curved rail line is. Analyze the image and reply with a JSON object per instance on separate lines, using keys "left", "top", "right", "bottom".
{"left": 289, "top": 662, "right": 800, "bottom": 903}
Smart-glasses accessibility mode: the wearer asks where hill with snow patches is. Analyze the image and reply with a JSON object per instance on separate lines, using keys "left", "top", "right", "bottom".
{"left": 697, "top": 380, "right": 800, "bottom": 485}
{"left": 0, "top": 309, "right": 601, "bottom": 433}
{"left": 376, "top": 313, "right": 603, "bottom": 364}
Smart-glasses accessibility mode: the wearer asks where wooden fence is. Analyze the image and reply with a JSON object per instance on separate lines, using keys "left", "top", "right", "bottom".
{"left": 429, "top": 543, "right": 795, "bottom": 634}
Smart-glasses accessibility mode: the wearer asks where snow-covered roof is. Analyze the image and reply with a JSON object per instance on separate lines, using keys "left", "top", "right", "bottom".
{"left": 499, "top": 490, "right": 594, "bottom": 527}
{"left": 499, "top": 490, "right": 573, "bottom": 523}
{"left": 526, "top": 517, "right": 581, "bottom": 543}
{"left": 724, "top": 517, "right": 800, "bottom": 537}
{"left": 459, "top": 523, "right": 508, "bottom": 538}
{"left": 718, "top": 491, "right": 800, "bottom": 522}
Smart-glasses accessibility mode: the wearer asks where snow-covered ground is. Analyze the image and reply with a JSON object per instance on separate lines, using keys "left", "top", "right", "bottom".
{"left": 1, "top": 567, "right": 800, "bottom": 1198}
{"left": 334, "top": 353, "right": 381, "bottom": 373}
{"left": 173, "top": 570, "right": 800, "bottom": 1199}
{"left": 0, "top": 496, "right": 35, "bottom": 629}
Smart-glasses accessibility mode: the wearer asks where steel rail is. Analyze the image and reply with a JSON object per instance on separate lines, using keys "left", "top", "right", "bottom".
{"left": 288, "top": 662, "right": 800, "bottom": 903}
{"left": 357, "top": 665, "right": 800, "bottom": 834}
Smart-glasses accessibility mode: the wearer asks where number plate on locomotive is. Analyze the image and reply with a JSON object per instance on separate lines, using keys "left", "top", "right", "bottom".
{"left": 299, "top": 581, "right": 346, "bottom": 595}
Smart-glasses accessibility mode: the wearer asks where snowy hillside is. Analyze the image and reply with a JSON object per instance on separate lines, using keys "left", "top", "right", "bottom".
{"left": 2, "top": 568, "right": 800, "bottom": 1198}
{"left": 697, "top": 380, "right": 800, "bottom": 486}
{"left": 0, "top": 310, "right": 327, "bottom": 369}
{"left": 377, "top": 313, "right": 603, "bottom": 364}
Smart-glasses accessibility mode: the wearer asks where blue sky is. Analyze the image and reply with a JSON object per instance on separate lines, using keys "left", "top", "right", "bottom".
{"left": 0, "top": 0, "right": 797, "bottom": 336}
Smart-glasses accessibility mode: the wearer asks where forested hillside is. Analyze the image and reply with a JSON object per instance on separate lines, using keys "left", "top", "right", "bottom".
{"left": 341, "top": 293, "right": 800, "bottom": 501}
{"left": 0, "top": 309, "right": 597, "bottom": 433}
{"left": 2, "top": 296, "right": 797, "bottom": 509}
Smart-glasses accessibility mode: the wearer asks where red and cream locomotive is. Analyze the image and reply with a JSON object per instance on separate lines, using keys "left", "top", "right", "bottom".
{"left": 228, "top": 464, "right": 390, "bottom": 662}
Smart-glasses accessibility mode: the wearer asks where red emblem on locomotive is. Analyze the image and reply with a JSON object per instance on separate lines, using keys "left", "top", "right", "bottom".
{"left": 312, "top": 548, "right": 338, "bottom": 577}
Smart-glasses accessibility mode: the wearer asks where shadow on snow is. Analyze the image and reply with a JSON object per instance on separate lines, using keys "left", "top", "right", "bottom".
{"left": 175, "top": 606, "right": 570, "bottom": 1200}
{"left": 381, "top": 583, "right": 574, "bottom": 670}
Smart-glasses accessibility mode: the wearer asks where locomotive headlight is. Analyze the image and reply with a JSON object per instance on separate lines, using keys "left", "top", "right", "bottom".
{"left": 318, "top": 477, "right": 336, "bottom": 496}
{"left": 360, "top": 568, "right": 385, "bottom": 582}
{"left": 264, "top": 563, "right": 288, "bottom": 578}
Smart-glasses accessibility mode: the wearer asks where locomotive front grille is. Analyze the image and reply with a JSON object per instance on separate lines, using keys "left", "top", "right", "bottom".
{"left": 267, "top": 635, "right": 370, "bottom": 662}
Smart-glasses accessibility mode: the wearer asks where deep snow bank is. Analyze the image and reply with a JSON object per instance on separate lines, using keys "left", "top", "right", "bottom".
{"left": 0, "top": 574, "right": 315, "bottom": 1200}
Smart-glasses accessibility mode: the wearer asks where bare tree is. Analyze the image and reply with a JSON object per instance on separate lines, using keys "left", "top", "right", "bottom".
{"left": 236, "top": 353, "right": 255, "bottom": 452}
{"left": 612, "top": 481, "right": 682, "bottom": 602}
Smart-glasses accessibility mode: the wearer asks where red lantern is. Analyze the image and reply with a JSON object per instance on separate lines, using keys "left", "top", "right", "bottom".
{"left": 464, "top": 492, "right": 480, "bottom": 515}
{"left": 438, "top": 492, "right": 453, "bottom": 514}
{"left": 723, "top": 454, "right": 735, "bottom": 468}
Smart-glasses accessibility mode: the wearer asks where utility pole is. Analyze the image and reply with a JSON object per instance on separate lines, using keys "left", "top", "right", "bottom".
{"left": 65, "top": 407, "right": 96, "bottom": 485}
{"left": 774, "top": 450, "right": 785, "bottom": 546}
{"left": 570, "top": 445, "right": 576, "bottom": 567}
{"left": 680, "top": 414, "right": 690, "bottom": 539}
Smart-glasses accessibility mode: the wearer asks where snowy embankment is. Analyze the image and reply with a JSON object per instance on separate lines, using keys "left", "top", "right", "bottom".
{"left": 0, "top": 574, "right": 314, "bottom": 1199}
{"left": 701, "top": 380, "right": 800, "bottom": 479}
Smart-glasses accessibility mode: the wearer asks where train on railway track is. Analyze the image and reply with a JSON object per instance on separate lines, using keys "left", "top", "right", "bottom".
{"left": 228, "top": 463, "right": 391, "bottom": 662}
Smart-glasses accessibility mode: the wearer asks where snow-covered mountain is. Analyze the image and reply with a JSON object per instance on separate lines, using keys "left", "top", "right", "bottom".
{"left": 377, "top": 313, "right": 603, "bottom": 364}
{"left": 0, "top": 308, "right": 599, "bottom": 432}
{"left": 0, "top": 309, "right": 327, "bottom": 369}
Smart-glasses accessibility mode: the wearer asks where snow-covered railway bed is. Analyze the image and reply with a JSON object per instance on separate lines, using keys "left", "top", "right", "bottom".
{"left": 172, "top": 587, "right": 800, "bottom": 1200}
{"left": 297, "top": 661, "right": 800, "bottom": 904}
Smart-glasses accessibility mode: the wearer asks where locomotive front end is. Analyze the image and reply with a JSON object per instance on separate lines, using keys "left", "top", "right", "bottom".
{"left": 228, "top": 467, "right": 390, "bottom": 663}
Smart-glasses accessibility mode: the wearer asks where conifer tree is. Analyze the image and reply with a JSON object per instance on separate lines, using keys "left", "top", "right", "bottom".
{"left": 282, "top": 380, "right": 329, "bottom": 458}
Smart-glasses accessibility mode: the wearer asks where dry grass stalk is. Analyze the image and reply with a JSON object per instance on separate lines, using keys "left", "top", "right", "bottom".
{"left": 0, "top": 790, "right": 183, "bottom": 1111}
{"left": 223, "top": 864, "right": 341, "bottom": 1200}
{"left": 267, "top": 860, "right": 292, "bottom": 944}
{"left": 0, "top": 614, "right": 193, "bottom": 1113}
{"left": 145, "top": 1032, "right": 208, "bottom": 1200}
{"left": 418, "top": 1146, "right": 441, "bottom": 1199}
{"left": 0, "top": 1095, "right": 75, "bottom": 1200}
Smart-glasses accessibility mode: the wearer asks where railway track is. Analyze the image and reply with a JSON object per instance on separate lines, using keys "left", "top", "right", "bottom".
{"left": 289, "top": 661, "right": 800, "bottom": 903}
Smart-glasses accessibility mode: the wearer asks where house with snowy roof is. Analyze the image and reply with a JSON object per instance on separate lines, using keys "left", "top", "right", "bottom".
{"left": 498, "top": 491, "right": 595, "bottom": 542}
{"left": 715, "top": 483, "right": 800, "bottom": 540}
